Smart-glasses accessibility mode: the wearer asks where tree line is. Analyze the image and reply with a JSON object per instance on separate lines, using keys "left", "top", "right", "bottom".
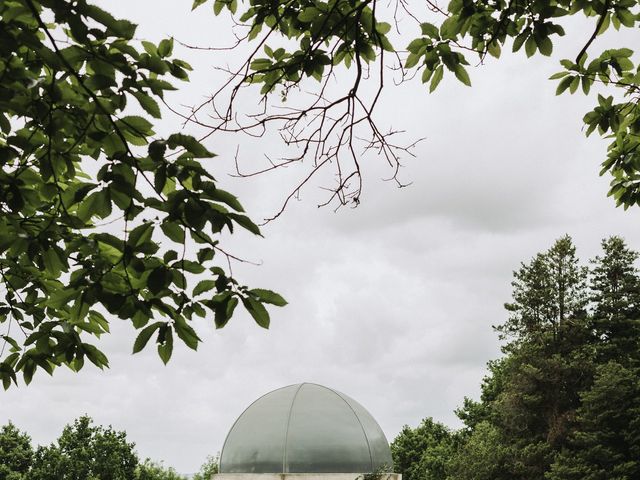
{"left": 0, "top": 416, "right": 217, "bottom": 480}
{"left": 2, "top": 0, "right": 639, "bottom": 387}
{"left": 2, "top": 235, "right": 638, "bottom": 479}
{"left": 391, "top": 235, "right": 640, "bottom": 480}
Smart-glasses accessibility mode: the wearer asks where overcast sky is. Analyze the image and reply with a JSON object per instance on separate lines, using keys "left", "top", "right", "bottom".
{"left": 2, "top": 1, "right": 640, "bottom": 474}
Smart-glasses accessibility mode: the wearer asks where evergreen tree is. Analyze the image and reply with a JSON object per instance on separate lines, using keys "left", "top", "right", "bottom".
{"left": 589, "top": 237, "right": 640, "bottom": 366}
{"left": 500, "top": 235, "right": 588, "bottom": 348}
{"left": 400, "top": 235, "right": 640, "bottom": 480}
{"left": 548, "top": 362, "right": 640, "bottom": 480}
{"left": 493, "top": 237, "right": 591, "bottom": 477}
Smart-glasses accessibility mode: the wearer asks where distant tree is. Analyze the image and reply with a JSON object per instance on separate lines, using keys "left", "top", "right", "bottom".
{"left": 500, "top": 235, "right": 589, "bottom": 347}
{"left": 0, "top": 422, "right": 33, "bottom": 480}
{"left": 192, "top": 455, "right": 219, "bottom": 480}
{"left": 450, "top": 237, "right": 598, "bottom": 479}
{"left": 390, "top": 418, "right": 456, "bottom": 480}
{"left": 136, "top": 459, "right": 186, "bottom": 480}
{"left": 394, "top": 236, "right": 640, "bottom": 480}
{"left": 548, "top": 361, "right": 640, "bottom": 480}
{"left": 455, "top": 358, "right": 509, "bottom": 434}
{"left": 589, "top": 236, "right": 640, "bottom": 365}
{"left": 28, "top": 416, "right": 138, "bottom": 480}
{"left": 447, "top": 421, "right": 512, "bottom": 480}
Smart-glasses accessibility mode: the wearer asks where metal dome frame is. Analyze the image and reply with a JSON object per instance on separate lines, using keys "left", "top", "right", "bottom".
{"left": 219, "top": 383, "right": 393, "bottom": 474}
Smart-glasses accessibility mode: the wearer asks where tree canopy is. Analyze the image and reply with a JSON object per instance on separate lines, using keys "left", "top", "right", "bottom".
{"left": 0, "top": 416, "right": 216, "bottom": 480}
{"left": 0, "top": 0, "right": 286, "bottom": 389}
{"left": 188, "top": 0, "right": 639, "bottom": 212}
{"left": 391, "top": 235, "right": 640, "bottom": 480}
{"left": 1, "top": 0, "right": 639, "bottom": 388}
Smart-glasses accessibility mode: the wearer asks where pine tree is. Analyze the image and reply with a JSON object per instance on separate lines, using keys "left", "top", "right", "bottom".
{"left": 490, "top": 236, "right": 591, "bottom": 478}
{"left": 548, "top": 362, "right": 640, "bottom": 480}
{"left": 501, "top": 235, "right": 588, "bottom": 348}
{"left": 589, "top": 237, "right": 640, "bottom": 366}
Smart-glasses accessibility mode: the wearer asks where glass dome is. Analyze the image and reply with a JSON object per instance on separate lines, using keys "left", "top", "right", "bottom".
{"left": 219, "top": 383, "right": 393, "bottom": 474}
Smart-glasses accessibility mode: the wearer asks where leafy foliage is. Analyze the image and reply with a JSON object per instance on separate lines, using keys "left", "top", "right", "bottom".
{"left": 136, "top": 459, "right": 187, "bottom": 480}
{"left": 390, "top": 418, "right": 457, "bottom": 480}
{"left": 0, "top": 417, "right": 214, "bottom": 480}
{"left": 0, "top": 423, "right": 33, "bottom": 480}
{"left": 189, "top": 0, "right": 639, "bottom": 212}
{"left": 0, "top": 0, "right": 286, "bottom": 388}
{"left": 28, "top": 416, "right": 138, "bottom": 480}
{"left": 192, "top": 455, "right": 219, "bottom": 480}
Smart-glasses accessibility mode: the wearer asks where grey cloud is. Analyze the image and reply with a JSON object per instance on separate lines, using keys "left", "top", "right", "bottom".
{"left": 3, "top": 0, "right": 640, "bottom": 475}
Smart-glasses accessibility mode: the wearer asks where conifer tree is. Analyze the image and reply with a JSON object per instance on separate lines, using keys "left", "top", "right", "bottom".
{"left": 548, "top": 361, "right": 640, "bottom": 480}
{"left": 483, "top": 237, "right": 590, "bottom": 478}
{"left": 589, "top": 237, "right": 640, "bottom": 366}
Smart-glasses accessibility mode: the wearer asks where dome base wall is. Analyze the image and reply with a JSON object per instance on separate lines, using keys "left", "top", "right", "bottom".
{"left": 214, "top": 474, "right": 401, "bottom": 480}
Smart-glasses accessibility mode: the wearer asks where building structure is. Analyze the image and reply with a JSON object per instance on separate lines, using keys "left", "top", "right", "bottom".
{"left": 213, "top": 383, "right": 400, "bottom": 480}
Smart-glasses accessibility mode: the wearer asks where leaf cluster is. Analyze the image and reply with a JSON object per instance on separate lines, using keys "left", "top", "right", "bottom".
{"left": 190, "top": 0, "right": 639, "bottom": 214}
{"left": 0, "top": 0, "right": 285, "bottom": 388}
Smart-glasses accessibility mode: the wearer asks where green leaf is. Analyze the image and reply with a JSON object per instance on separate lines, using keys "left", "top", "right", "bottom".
{"left": 405, "top": 53, "right": 421, "bottom": 69}
{"left": 422, "top": 68, "right": 434, "bottom": 83}
{"left": 119, "top": 115, "right": 154, "bottom": 135}
{"left": 556, "top": 75, "right": 574, "bottom": 95}
{"left": 157, "top": 327, "right": 173, "bottom": 364}
{"left": 158, "top": 38, "right": 174, "bottom": 58}
{"left": 376, "top": 22, "right": 392, "bottom": 35}
{"left": 132, "top": 91, "right": 161, "bottom": 118}
{"left": 148, "top": 267, "right": 171, "bottom": 294}
{"left": 569, "top": 75, "right": 580, "bottom": 94}
{"left": 537, "top": 36, "right": 553, "bottom": 56}
{"left": 192, "top": 0, "right": 208, "bottom": 10}
{"left": 420, "top": 22, "right": 440, "bottom": 38}
{"left": 142, "top": 41, "right": 158, "bottom": 56}
{"left": 454, "top": 65, "right": 471, "bottom": 86}
{"left": 82, "top": 344, "right": 109, "bottom": 369}
{"left": 512, "top": 31, "right": 529, "bottom": 52}
{"left": 242, "top": 297, "right": 270, "bottom": 328}
{"left": 174, "top": 318, "right": 200, "bottom": 350}
{"left": 167, "top": 134, "right": 215, "bottom": 158}
{"left": 193, "top": 280, "right": 216, "bottom": 296}
{"left": 78, "top": 189, "right": 111, "bottom": 221}
{"left": 525, "top": 36, "right": 537, "bottom": 57}
{"left": 249, "top": 289, "right": 287, "bottom": 306}
{"left": 129, "top": 222, "right": 154, "bottom": 247}
{"left": 161, "top": 222, "right": 185, "bottom": 243}
{"left": 298, "top": 7, "right": 320, "bottom": 22}
{"left": 429, "top": 65, "right": 444, "bottom": 92}
{"left": 487, "top": 41, "right": 501, "bottom": 59}
{"left": 205, "top": 187, "right": 245, "bottom": 212}
{"left": 176, "top": 260, "right": 205, "bottom": 274}
{"left": 228, "top": 213, "right": 261, "bottom": 235}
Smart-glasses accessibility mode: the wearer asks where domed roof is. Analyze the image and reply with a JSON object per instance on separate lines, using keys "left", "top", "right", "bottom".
{"left": 219, "top": 383, "right": 393, "bottom": 474}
